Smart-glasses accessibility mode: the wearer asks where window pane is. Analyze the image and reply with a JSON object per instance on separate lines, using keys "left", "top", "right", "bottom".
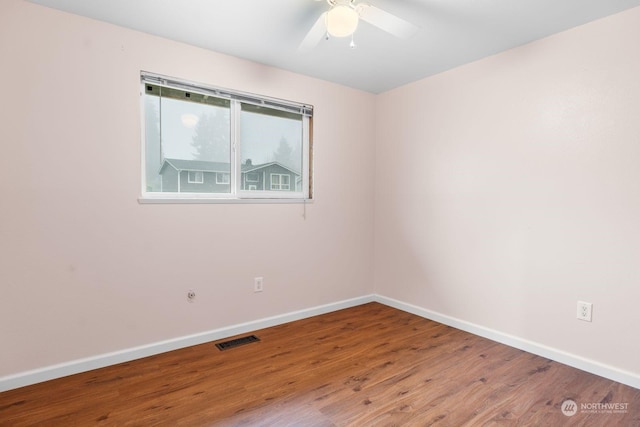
{"left": 240, "top": 104, "right": 302, "bottom": 193}
{"left": 216, "top": 173, "right": 230, "bottom": 184}
{"left": 187, "top": 171, "right": 204, "bottom": 184}
{"left": 144, "top": 94, "right": 162, "bottom": 192}
{"left": 145, "top": 85, "right": 231, "bottom": 194}
{"left": 141, "top": 74, "right": 312, "bottom": 201}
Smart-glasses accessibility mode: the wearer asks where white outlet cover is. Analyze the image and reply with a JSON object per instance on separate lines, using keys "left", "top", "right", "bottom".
{"left": 254, "top": 277, "right": 264, "bottom": 292}
{"left": 577, "top": 301, "right": 592, "bottom": 322}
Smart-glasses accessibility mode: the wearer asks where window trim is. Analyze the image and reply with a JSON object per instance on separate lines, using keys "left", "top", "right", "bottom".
{"left": 216, "top": 172, "right": 230, "bottom": 185}
{"left": 187, "top": 171, "right": 204, "bottom": 184}
{"left": 139, "top": 72, "right": 313, "bottom": 203}
{"left": 270, "top": 173, "right": 291, "bottom": 191}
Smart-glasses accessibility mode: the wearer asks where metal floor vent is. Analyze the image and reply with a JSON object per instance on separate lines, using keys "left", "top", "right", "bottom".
{"left": 215, "top": 335, "right": 260, "bottom": 351}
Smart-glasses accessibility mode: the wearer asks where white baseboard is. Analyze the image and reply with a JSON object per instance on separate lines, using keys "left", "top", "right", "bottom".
{"left": 0, "top": 295, "right": 376, "bottom": 393}
{"left": 373, "top": 294, "right": 640, "bottom": 390}
{"left": 3, "top": 293, "right": 638, "bottom": 393}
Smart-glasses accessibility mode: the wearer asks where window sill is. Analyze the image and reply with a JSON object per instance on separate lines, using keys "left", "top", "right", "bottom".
{"left": 138, "top": 196, "right": 313, "bottom": 204}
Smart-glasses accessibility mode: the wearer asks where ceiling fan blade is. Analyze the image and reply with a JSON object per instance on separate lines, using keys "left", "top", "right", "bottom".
{"left": 357, "top": 4, "right": 418, "bottom": 39}
{"left": 298, "top": 12, "right": 328, "bottom": 52}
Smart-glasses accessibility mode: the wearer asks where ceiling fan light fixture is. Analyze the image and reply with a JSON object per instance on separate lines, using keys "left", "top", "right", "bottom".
{"left": 326, "top": 5, "right": 359, "bottom": 37}
{"left": 181, "top": 113, "right": 199, "bottom": 128}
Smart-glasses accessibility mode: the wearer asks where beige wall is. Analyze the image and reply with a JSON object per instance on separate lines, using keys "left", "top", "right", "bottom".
{"left": 0, "top": 0, "right": 375, "bottom": 376}
{"left": 2, "top": 0, "right": 639, "bottom": 385}
{"left": 374, "top": 7, "right": 640, "bottom": 375}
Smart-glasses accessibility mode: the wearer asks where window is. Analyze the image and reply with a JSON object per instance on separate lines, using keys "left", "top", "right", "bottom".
{"left": 216, "top": 173, "right": 230, "bottom": 184}
{"left": 270, "top": 174, "right": 291, "bottom": 190}
{"left": 187, "top": 171, "right": 204, "bottom": 184}
{"left": 141, "top": 72, "right": 312, "bottom": 202}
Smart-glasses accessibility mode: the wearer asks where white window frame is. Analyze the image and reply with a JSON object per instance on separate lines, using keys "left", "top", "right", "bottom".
{"left": 270, "top": 173, "right": 291, "bottom": 191}
{"left": 139, "top": 72, "right": 313, "bottom": 204}
{"left": 216, "top": 173, "right": 230, "bottom": 184}
{"left": 246, "top": 173, "right": 259, "bottom": 183}
{"left": 187, "top": 171, "right": 204, "bottom": 184}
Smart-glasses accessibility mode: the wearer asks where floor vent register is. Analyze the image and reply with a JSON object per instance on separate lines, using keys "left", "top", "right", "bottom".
{"left": 215, "top": 335, "right": 261, "bottom": 351}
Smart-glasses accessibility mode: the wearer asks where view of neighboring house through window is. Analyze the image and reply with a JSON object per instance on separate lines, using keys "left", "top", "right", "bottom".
{"left": 216, "top": 173, "right": 230, "bottom": 184}
{"left": 188, "top": 171, "right": 204, "bottom": 184}
{"left": 142, "top": 72, "right": 312, "bottom": 201}
{"left": 270, "top": 174, "right": 290, "bottom": 190}
{"left": 240, "top": 104, "right": 303, "bottom": 193}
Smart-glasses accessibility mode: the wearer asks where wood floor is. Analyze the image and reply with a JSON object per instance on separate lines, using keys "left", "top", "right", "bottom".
{"left": 1, "top": 303, "right": 639, "bottom": 426}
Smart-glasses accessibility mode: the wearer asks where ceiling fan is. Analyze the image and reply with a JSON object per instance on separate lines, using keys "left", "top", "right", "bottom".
{"left": 299, "top": 0, "right": 419, "bottom": 51}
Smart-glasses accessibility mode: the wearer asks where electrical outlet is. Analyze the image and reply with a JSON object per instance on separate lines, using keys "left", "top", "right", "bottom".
{"left": 577, "top": 301, "right": 592, "bottom": 322}
{"left": 254, "top": 277, "right": 264, "bottom": 293}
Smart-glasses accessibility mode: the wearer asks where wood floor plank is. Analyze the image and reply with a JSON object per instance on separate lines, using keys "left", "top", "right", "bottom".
{"left": 1, "top": 302, "right": 638, "bottom": 426}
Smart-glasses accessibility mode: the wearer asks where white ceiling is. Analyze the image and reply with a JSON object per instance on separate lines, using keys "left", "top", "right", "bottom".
{"left": 28, "top": 0, "right": 640, "bottom": 93}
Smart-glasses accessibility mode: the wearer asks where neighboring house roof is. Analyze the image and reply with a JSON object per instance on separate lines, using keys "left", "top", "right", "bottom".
{"left": 159, "top": 158, "right": 300, "bottom": 176}
{"left": 242, "top": 161, "right": 299, "bottom": 175}
{"left": 160, "top": 158, "right": 230, "bottom": 174}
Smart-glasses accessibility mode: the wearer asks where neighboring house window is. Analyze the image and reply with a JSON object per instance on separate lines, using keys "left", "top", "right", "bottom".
{"left": 270, "top": 174, "right": 290, "bottom": 190}
{"left": 216, "top": 173, "right": 230, "bottom": 184}
{"left": 141, "top": 72, "right": 312, "bottom": 202}
{"left": 188, "top": 171, "right": 204, "bottom": 184}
